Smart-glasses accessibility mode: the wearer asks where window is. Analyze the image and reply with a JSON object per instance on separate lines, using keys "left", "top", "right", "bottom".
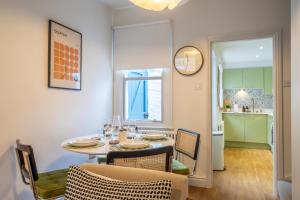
{"left": 124, "top": 69, "right": 163, "bottom": 121}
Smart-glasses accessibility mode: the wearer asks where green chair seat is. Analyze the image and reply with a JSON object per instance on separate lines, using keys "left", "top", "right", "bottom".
{"left": 172, "top": 159, "right": 190, "bottom": 175}
{"left": 97, "top": 155, "right": 107, "bottom": 164}
{"left": 35, "top": 168, "right": 68, "bottom": 199}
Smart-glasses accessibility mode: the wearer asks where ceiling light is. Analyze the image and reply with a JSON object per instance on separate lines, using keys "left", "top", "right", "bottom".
{"left": 255, "top": 54, "right": 260, "bottom": 58}
{"left": 259, "top": 46, "right": 264, "bottom": 50}
{"left": 236, "top": 89, "right": 248, "bottom": 99}
{"left": 129, "top": 0, "right": 189, "bottom": 11}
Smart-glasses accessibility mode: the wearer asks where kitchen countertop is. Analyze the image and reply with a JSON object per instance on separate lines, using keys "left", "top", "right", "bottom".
{"left": 223, "top": 112, "right": 273, "bottom": 116}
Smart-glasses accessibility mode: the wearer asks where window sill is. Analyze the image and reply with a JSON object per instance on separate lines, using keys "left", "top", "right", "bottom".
{"left": 133, "top": 120, "right": 172, "bottom": 128}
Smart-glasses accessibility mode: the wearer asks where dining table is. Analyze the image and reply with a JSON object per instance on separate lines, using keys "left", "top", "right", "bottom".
{"left": 61, "top": 132, "right": 175, "bottom": 160}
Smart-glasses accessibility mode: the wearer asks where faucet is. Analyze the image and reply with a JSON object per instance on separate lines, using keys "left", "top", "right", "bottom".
{"left": 251, "top": 98, "right": 255, "bottom": 112}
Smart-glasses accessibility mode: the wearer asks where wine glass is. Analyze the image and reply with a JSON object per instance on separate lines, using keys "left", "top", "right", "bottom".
{"left": 103, "top": 124, "right": 112, "bottom": 138}
{"left": 123, "top": 120, "right": 129, "bottom": 131}
{"left": 128, "top": 120, "right": 137, "bottom": 133}
{"left": 112, "top": 115, "right": 122, "bottom": 137}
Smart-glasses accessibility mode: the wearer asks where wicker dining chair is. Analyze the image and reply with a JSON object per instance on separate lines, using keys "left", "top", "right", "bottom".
{"left": 107, "top": 146, "right": 174, "bottom": 172}
{"left": 172, "top": 129, "right": 200, "bottom": 176}
{"left": 15, "top": 140, "right": 68, "bottom": 200}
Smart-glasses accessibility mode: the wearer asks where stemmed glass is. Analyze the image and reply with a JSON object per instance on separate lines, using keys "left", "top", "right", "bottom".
{"left": 128, "top": 120, "right": 137, "bottom": 133}
{"left": 112, "top": 115, "right": 122, "bottom": 137}
{"left": 112, "top": 115, "right": 121, "bottom": 130}
{"left": 127, "top": 120, "right": 138, "bottom": 140}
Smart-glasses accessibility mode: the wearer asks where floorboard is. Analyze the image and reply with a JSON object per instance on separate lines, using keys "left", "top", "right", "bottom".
{"left": 189, "top": 148, "right": 275, "bottom": 200}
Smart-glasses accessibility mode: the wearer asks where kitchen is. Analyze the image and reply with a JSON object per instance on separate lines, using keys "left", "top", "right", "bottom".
{"left": 211, "top": 37, "right": 274, "bottom": 195}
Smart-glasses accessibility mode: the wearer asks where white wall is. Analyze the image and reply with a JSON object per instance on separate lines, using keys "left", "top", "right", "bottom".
{"left": 113, "top": 0, "right": 291, "bottom": 186}
{"left": 291, "top": 0, "right": 300, "bottom": 198}
{"left": 211, "top": 51, "right": 218, "bottom": 131}
{"left": 0, "top": 0, "right": 112, "bottom": 199}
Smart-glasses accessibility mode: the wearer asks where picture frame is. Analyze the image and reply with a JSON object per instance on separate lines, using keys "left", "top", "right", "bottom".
{"left": 48, "top": 20, "right": 82, "bottom": 90}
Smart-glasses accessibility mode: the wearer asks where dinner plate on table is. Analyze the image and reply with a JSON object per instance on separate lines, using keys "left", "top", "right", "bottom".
{"left": 68, "top": 138, "right": 99, "bottom": 147}
{"left": 119, "top": 140, "right": 150, "bottom": 149}
{"left": 142, "top": 133, "right": 167, "bottom": 141}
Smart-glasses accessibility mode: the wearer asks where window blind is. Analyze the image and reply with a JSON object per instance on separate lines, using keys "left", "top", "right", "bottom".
{"left": 113, "top": 21, "right": 172, "bottom": 70}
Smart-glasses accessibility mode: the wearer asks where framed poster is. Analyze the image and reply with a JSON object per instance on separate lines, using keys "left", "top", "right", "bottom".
{"left": 48, "top": 20, "right": 82, "bottom": 90}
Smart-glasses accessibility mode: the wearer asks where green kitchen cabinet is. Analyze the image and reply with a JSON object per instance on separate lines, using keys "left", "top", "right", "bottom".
{"left": 264, "top": 67, "right": 273, "bottom": 95}
{"left": 224, "top": 114, "right": 245, "bottom": 142}
{"left": 244, "top": 115, "right": 267, "bottom": 143}
{"left": 223, "top": 67, "right": 267, "bottom": 90}
{"left": 224, "top": 113, "right": 269, "bottom": 145}
{"left": 223, "top": 69, "right": 244, "bottom": 89}
{"left": 243, "top": 68, "right": 264, "bottom": 89}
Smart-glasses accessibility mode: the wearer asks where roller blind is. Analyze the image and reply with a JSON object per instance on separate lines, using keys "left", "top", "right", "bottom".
{"left": 113, "top": 21, "right": 172, "bottom": 70}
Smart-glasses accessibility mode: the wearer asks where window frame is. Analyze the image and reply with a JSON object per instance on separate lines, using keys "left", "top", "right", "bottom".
{"left": 123, "top": 72, "right": 164, "bottom": 123}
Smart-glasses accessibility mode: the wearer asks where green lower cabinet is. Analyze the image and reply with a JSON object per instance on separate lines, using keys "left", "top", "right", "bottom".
{"left": 244, "top": 115, "right": 267, "bottom": 143}
{"left": 224, "top": 114, "right": 268, "bottom": 146}
{"left": 224, "top": 114, "right": 245, "bottom": 142}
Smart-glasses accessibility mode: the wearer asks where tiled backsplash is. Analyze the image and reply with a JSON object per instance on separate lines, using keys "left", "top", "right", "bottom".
{"left": 224, "top": 89, "right": 273, "bottom": 109}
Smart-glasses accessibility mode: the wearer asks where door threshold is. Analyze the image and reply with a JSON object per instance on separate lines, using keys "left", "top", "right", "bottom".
{"left": 225, "top": 141, "right": 271, "bottom": 150}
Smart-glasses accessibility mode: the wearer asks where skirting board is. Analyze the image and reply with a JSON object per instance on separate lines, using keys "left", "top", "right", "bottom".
{"left": 188, "top": 176, "right": 210, "bottom": 188}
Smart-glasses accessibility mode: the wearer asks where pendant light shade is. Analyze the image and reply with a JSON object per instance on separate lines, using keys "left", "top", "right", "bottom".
{"left": 129, "top": 0, "right": 188, "bottom": 11}
{"left": 168, "top": 0, "right": 181, "bottom": 9}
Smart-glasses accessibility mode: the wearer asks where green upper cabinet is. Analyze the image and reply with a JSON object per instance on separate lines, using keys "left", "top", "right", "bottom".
{"left": 244, "top": 115, "right": 267, "bottom": 143}
{"left": 224, "top": 114, "right": 245, "bottom": 142}
{"left": 243, "top": 68, "right": 264, "bottom": 89}
{"left": 223, "top": 67, "right": 272, "bottom": 92}
{"left": 223, "top": 69, "right": 244, "bottom": 89}
{"left": 263, "top": 67, "right": 273, "bottom": 95}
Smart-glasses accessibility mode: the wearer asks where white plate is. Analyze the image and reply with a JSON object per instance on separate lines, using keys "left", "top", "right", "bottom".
{"left": 119, "top": 140, "right": 150, "bottom": 149}
{"left": 143, "top": 133, "right": 166, "bottom": 140}
{"left": 68, "top": 138, "right": 99, "bottom": 147}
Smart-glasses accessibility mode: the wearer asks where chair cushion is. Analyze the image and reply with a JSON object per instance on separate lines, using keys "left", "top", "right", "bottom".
{"left": 35, "top": 168, "right": 68, "bottom": 199}
{"left": 97, "top": 155, "right": 107, "bottom": 163}
{"left": 172, "top": 159, "right": 190, "bottom": 175}
{"left": 65, "top": 165, "right": 172, "bottom": 200}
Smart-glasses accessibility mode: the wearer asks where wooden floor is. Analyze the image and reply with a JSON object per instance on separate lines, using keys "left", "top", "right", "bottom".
{"left": 189, "top": 148, "right": 275, "bottom": 200}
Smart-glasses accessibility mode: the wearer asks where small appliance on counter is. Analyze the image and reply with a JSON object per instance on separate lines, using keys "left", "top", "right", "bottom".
{"left": 233, "top": 103, "right": 239, "bottom": 112}
{"left": 242, "top": 105, "right": 250, "bottom": 112}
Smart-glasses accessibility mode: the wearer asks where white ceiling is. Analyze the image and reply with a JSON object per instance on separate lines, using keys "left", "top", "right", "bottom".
{"left": 99, "top": 0, "right": 191, "bottom": 10}
{"left": 212, "top": 38, "right": 273, "bottom": 69}
{"left": 99, "top": 0, "right": 134, "bottom": 9}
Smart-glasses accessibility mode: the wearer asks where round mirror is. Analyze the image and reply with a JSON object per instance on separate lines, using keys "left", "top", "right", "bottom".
{"left": 174, "top": 46, "right": 204, "bottom": 76}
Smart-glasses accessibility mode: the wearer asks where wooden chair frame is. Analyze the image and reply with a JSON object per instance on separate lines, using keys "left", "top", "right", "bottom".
{"left": 175, "top": 129, "right": 200, "bottom": 175}
{"left": 107, "top": 146, "right": 174, "bottom": 172}
{"left": 15, "top": 140, "right": 63, "bottom": 200}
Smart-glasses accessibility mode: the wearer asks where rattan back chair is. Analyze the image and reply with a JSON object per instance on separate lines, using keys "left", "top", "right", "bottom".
{"left": 15, "top": 140, "right": 67, "bottom": 200}
{"left": 107, "top": 146, "right": 174, "bottom": 172}
{"left": 173, "top": 129, "right": 200, "bottom": 176}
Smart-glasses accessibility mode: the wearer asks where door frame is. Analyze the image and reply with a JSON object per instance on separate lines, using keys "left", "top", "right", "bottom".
{"left": 207, "top": 30, "right": 283, "bottom": 195}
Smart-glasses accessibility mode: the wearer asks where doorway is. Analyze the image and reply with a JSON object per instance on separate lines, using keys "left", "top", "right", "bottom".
{"left": 209, "top": 32, "right": 282, "bottom": 198}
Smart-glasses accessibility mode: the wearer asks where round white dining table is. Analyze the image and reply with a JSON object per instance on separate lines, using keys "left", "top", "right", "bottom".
{"left": 61, "top": 134, "right": 175, "bottom": 156}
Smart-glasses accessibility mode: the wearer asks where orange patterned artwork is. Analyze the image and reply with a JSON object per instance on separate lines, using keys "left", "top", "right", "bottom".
{"left": 53, "top": 41, "right": 79, "bottom": 82}
{"left": 48, "top": 20, "right": 82, "bottom": 90}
